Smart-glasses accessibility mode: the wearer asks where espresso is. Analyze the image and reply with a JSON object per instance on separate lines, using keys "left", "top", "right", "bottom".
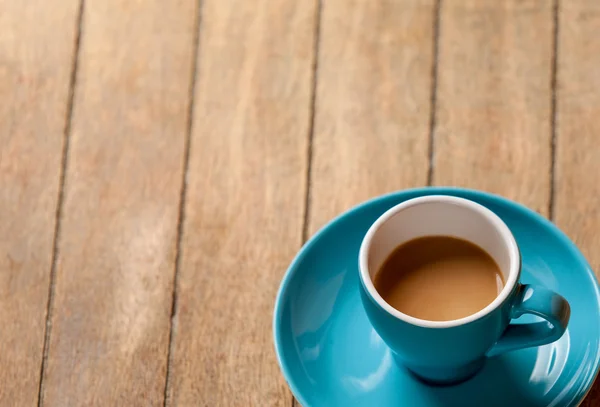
{"left": 374, "top": 236, "right": 504, "bottom": 322}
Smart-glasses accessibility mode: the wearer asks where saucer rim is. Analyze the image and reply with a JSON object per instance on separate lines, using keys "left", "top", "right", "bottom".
{"left": 273, "top": 187, "right": 600, "bottom": 407}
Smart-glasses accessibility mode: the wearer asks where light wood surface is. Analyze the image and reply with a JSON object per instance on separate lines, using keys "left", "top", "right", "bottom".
{"left": 39, "top": 0, "right": 197, "bottom": 405}
{"left": 309, "top": 0, "right": 436, "bottom": 235}
{"left": 555, "top": 1, "right": 600, "bottom": 405}
{"left": 0, "top": 1, "right": 80, "bottom": 404}
{"left": 165, "top": 0, "right": 317, "bottom": 405}
{"left": 433, "top": 0, "right": 554, "bottom": 215}
{"left": 1, "top": 0, "right": 599, "bottom": 405}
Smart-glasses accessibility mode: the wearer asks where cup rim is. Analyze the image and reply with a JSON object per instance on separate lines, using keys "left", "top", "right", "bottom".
{"left": 358, "top": 195, "right": 520, "bottom": 329}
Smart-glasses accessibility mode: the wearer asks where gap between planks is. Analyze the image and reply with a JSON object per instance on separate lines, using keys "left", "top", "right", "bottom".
{"left": 37, "top": 1, "right": 85, "bottom": 405}
{"left": 427, "top": 0, "right": 442, "bottom": 187}
{"left": 301, "top": 0, "right": 323, "bottom": 246}
{"left": 548, "top": 0, "right": 560, "bottom": 221}
{"left": 162, "top": 0, "right": 204, "bottom": 406}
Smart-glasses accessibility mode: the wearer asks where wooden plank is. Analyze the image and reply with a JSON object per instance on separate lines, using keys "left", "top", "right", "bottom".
{"left": 0, "top": 1, "right": 80, "bottom": 404}
{"left": 554, "top": 1, "right": 600, "bottom": 405}
{"left": 304, "top": 0, "right": 436, "bottom": 402}
{"left": 40, "top": 0, "right": 197, "bottom": 405}
{"left": 308, "top": 0, "right": 436, "bottom": 234}
{"left": 433, "top": 0, "right": 553, "bottom": 215}
{"left": 165, "top": 0, "right": 317, "bottom": 405}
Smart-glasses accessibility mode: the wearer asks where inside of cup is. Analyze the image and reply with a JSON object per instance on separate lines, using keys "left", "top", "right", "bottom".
{"left": 366, "top": 200, "right": 513, "bottom": 283}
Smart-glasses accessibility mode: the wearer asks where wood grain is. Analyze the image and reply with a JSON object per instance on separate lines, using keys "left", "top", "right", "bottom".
{"left": 433, "top": 0, "right": 554, "bottom": 215}
{"left": 0, "top": 1, "right": 80, "bottom": 404}
{"left": 308, "top": 0, "right": 436, "bottom": 235}
{"left": 554, "top": 1, "right": 600, "bottom": 405}
{"left": 165, "top": 0, "right": 317, "bottom": 405}
{"left": 40, "top": 0, "right": 197, "bottom": 405}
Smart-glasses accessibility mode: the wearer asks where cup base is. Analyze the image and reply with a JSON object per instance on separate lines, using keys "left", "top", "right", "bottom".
{"left": 398, "top": 355, "right": 485, "bottom": 386}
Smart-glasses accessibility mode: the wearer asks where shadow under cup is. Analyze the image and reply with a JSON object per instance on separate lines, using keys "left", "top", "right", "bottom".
{"left": 358, "top": 195, "right": 569, "bottom": 385}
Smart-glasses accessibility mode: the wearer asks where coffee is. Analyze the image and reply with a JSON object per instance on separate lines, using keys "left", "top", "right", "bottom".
{"left": 374, "top": 236, "right": 504, "bottom": 322}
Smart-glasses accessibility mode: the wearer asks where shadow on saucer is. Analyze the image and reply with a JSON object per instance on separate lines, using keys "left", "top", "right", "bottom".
{"left": 416, "top": 357, "right": 542, "bottom": 407}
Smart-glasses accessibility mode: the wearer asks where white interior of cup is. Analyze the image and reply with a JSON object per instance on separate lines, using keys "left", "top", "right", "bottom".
{"left": 359, "top": 195, "right": 520, "bottom": 328}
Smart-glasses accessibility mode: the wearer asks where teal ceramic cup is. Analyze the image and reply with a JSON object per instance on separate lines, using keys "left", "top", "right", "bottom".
{"left": 358, "top": 195, "right": 571, "bottom": 385}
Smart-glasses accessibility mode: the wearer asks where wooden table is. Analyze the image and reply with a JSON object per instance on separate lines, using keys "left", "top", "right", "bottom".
{"left": 2, "top": 0, "right": 599, "bottom": 405}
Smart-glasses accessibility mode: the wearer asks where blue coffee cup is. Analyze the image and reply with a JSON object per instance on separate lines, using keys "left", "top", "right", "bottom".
{"left": 358, "top": 195, "right": 570, "bottom": 385}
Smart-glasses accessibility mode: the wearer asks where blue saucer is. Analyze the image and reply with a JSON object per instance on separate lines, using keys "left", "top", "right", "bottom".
{"left": 274, "top": 188, "right": 600, "bottom": 407}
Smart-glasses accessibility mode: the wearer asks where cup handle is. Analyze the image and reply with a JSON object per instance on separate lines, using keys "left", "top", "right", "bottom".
{"left": 487, "top": 284, "right": 570, "bottom": 357}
